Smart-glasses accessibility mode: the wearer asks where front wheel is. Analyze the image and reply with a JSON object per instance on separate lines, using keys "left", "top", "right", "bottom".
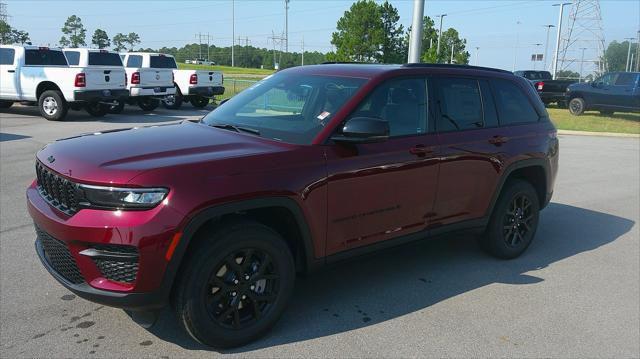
{"left": 85, "top": 102, "right": 108, "bottom": 117}
{"left": 190, "top": 96, "right": 209, "bottom": 108}
{"left": 568, "top": 98, "right": 585, "bottom": 116}
{"left": 38, "top": 90, "right": 68, "bottom": 121}
{"left": 138, "top": 97, "right": 160, "bottom": 112}
{"left": 174, "top": 220, "right": 295, "bottom": 348}
{"left": 479, "top": 180, "right": 540, "bottom": 259}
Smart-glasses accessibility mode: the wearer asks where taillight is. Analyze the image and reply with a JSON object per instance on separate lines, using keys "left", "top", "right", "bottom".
{"left": 74, "top": 73, "right": 86, "bottom": 87}
{"left": 131, "top": 72, "right": 140, "bottom": 85}
{"left": 189, "top": 74, "right": 198, "bottom": 85}
{"left": 535, "top": 81, "right": 544, "bottom": 91}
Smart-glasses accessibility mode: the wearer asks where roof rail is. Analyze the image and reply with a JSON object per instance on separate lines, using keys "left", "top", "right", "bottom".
{"left": 402, "top": 63, "right": 512, "bottom": 74}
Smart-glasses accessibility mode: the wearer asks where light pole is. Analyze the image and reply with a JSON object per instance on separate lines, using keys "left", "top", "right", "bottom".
{"left": 551, "top": 2, "right": 571, "bottom": 80}
{"left": 532, "top": 43, "right": 542, "bottom": 70}
{"left": 513, "top": 20, "right": 521, "bottom": 72}
{"left": 231, "top": 0, "right": 235, "bottom": 67}
{"left": 579, "top": 47, "right": 587, "bottom": 82}
{"left": 543, "top": 24, "right": 555, "bottom": 70}
{"left": 407, "top": 0, "right": 425, "bottom": 63}
{"left": 284, "top": 0, "right": 289, "bottom": 53}
{"left": 625, "top": 37, "right": 635, "bottom": 72}
{"left": 475, "top": 46, "right": 480, "bottom": 65}
{"left": 436, "top": 14, "right": 447, "bottom": 61}
{"left": 450, "top": 43, "right": 455, "bottom": 63}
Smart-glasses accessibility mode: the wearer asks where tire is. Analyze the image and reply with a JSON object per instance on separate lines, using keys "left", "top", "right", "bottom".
{"left": 556, "top": 100, "right": 568, "bottom": 109}
{"left": 163, "top": 87, "right": 183, "bottom": 109}
{"left": 107, "top": 100, "right": 125, "bottom": 114}
{"left": 85, "top": 102, "right": 108, "bottom": 117}
{"left": 38, "top": 90, "right": 68, "bottom": 121}
{"left": 0, "top": 100, "right": 13, "bottom": 109}
{"left": 138, "top": 97, "right": 160, "bottom": 112}
{"left": 568, "top": 97, "right": 585, "bottom": 116}
{"left": 190, "top": 96, "right": 209, "bottom": 108}
{"left": 479, "top": 179, "right": 540, "bottom": 259}
{"left": 174, "top": 220, "right": 295, "bottom": 348}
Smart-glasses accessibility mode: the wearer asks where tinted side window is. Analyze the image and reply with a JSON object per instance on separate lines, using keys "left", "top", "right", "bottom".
{"left": 0, "top": 48, "right": 15, "bottom": 65}
{"left": 614, "top": 73, "right": 637, "bottom": 86}
{"left": 88, "top": 52, "right": 123, "bottom": 66}
{"left": 25, "top": 49, "right": 68, "bottom": 66}
{"left": 436, "top": 78, "right": 483, "bottom": 131}
{"left": 126, "top": 55, "right": 142, "bottom": 68}
{"left": 597, "top": 73, "right": 615, "bottom": 86}
{"left": 64, "top": 51, "right": 80, "bottom": 66}
{"left": 352, "top": 77, "right": 427, "bottom": 137}
{"left": 149, "top": 55, "right": 177, "bottom": 69}
{"left": 492, "top": 79, "right": 540, "bottom": 125}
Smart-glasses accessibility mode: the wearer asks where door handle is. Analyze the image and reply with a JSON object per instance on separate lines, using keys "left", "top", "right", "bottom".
{"left": 489, "top": 135, "right": 509, "bottom": 146}
{"left": 7, "top": 70, "right": 15, "bottom": 73}
{"left": 409, "top": 145, "right": 433, "bottom": 156}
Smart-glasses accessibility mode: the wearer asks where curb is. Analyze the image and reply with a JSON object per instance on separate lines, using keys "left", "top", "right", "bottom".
{"left": 557, "top": 129, "right": 640, "bottom": 138}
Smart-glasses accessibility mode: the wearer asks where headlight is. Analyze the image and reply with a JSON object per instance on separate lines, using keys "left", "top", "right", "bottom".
{"left": 80, "top": 185, "right": 168, "bottom": 209}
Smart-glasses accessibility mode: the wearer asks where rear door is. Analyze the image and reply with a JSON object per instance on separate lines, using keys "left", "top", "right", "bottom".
{"left": 145, "top": 55, "right": 175, "bottom": 88}
{"left": 83, "top": 51, "right": 126, "bottom": 90}
{"left": 0, "top": 47, "right": 18, "bottom": 98}
{"left": 611, "top": 72, "right": 640, "bottom": 110}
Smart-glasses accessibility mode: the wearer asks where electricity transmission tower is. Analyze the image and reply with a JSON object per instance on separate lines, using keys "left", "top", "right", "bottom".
{"left": 268, "top": 31, "right": 286, "bottom": 70}
{"left": 556, "top": 0, "right": 606, "bottom": 77}
{"left": 0, "top": 2, "right": 10, "bottom": 23}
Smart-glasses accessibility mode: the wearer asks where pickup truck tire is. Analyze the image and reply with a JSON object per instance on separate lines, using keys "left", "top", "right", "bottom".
{"left": 0, "top": 100, "right": 13, "bottom": 109}
{"left": 479, "top": 179, "right": 539, "bottom": 259}
{"left": 174, "top": 220, "right": 295, "bottom": 348}
{"left": 138, "top": 98, "right": 160, "bottom": 112}
{"left": 568, "top": 97, "right": 585, "bottom": 116}
{"left": 38, "top": 90, "right": 68, "bottom": 121}
{"left": 190, "top": 96, "right": 209, "bottom": 108}
{"left": 163, "top": 87, "right": 183, "bottom": 110}
{"left": 85, "top": 102, "right": 108, "bottom": 117}
{"left": 107, "top": 100, "right": 125, "bottom": 114}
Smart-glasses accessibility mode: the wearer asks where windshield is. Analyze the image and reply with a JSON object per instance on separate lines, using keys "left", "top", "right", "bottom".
{"left": 202, "top": 72, "right": 367, "bottom": 144}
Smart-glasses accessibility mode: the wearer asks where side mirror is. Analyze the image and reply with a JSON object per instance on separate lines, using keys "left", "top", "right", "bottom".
{"left": 330, "top": 117, "right": 389, "bottom": 144}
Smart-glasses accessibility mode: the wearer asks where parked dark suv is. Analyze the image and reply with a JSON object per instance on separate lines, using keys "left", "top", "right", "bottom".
{"left": 27, "top": 63, "right": 559, "bottom": 348}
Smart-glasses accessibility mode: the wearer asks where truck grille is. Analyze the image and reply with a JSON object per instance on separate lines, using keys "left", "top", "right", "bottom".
{"left": 36, "top": 226, "right": 85, "bottom": 285}
{"left": 91, "top": 244, "right": 139, "bottom": 284}
{"left": 35, "top": 161, "right": 80, "bottom": 216}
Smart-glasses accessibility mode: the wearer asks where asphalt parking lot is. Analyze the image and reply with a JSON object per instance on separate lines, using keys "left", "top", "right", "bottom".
{"left": 1, "top": 105, "right": 639, "bottom": 358}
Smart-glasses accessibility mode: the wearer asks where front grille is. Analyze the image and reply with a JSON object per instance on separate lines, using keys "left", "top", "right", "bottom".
{"left": 35, "top": 161, "right": 80, "bottom": 216}
{"left": 36, "top": 227, "right": 84, "bottom": 284}
{"left": 91, "top": 244, "right": 139, "bottom": 284}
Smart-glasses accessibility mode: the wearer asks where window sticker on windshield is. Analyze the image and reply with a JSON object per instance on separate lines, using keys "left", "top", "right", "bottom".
{"left": 317, "top": 111, "right": 330, "bottom": 121}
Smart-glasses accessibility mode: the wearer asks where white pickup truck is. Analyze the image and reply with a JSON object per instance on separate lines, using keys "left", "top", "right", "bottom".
{"left": 0, "top": 45, "right": 128, "bottom": 120}
{"left": 156, "top": 55, "right": 224, "bottom": 109}
{"left": 119, "top": 52, "right": 176, "bottom": 112}
{"left": 62, "top": 48, "right": 128, "bottom": 116}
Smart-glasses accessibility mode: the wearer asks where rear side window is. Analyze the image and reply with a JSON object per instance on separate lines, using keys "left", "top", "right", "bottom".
{"left": 614, "top": 73, "right": 637, "bottom": 86}
{"left": 149, "top": 55, "right": 177, "bottom": 69}
{"left": 64, "top": 51, "right": 80, "bottom": 66}
{"left": 25, "top": 49, "right": 68, "bottom": 66}
{"left": 0, "top": 48, "right": 15, "bottom": 65}
{"left": 492, "top": 79, "right": 540, "bottom": 125}
{"left": 88, "top": 52, "right": 123, "bottom": 66}
{"left": 436, "top": 78, "right": 483, "bottom": 131}
{"left": 126, "top": 55, "right": 142, "bottom": 68}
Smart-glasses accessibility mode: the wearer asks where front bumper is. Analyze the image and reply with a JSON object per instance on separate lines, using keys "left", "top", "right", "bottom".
{"left": 73, "top": 89, "right": 129, "bottom": 102}
{"left": 129, "top": 86, "right": 176, "bottom": 97}
{"left": 188, "top": 86, "right": 225, "bottom": 97}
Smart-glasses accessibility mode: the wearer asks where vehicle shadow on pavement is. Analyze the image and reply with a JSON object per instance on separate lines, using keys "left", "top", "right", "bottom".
{"left": 145, "top": 202, "right": 635, "bottom": 352}
{"left": 1, "top": 105, "right": 210, "bottom": 124}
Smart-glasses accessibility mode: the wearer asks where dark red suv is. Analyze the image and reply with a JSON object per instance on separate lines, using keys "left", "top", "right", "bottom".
{"left": 27, "top": 63, "right": 559, "bottom": 348}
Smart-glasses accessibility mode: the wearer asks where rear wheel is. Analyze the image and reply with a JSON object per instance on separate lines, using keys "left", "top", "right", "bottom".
{"left": 163, "top": 87, "right": 183, "bottom": 109}
{"left": 107, "top": 100, "right": 125, "bottom": 114}
{"left": 38, "top": 90, "right": 68, "bottom": 121}
{"left": 85, "top": 102, "right": 108, "bottom": 117}
{"left": 568, "top": 97, "right": 585, "bottom": 116}
{"left": 138, "top": 97, "right": 160, "bottom": 112}
{"left": 174, "top": 220, "right": 295, "bottom": 348}
{"left": 190, "top": 96, "right": 209, "bottom": 108}
{"left": 479, "top": 180, "right": 540, "bottom": 259}
{"left": 0, "top": 100, "right": 13, "bottom": 109}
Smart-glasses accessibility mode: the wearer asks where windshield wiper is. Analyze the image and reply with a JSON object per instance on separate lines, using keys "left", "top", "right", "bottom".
{"left": 209, "top": 123, "right": 261, "bottom": 136}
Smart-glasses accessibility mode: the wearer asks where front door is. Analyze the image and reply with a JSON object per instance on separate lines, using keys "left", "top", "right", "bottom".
{"left": 0, "top": 47, "right": 18, "bottom": 99}
{"left": 325, "top": 77, "right": 439, "bottom": 255}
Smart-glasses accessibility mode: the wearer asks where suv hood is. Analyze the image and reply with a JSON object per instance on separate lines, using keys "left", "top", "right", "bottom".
{"left": 36, "top": 121, "right": 290, "bottom": 184}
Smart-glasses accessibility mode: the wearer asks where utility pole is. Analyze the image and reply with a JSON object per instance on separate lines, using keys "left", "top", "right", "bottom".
{"left": 532, "top": 43, "right": 542, "bottom": 70}
{"left": 624, "top": 37, "right": 635, "bottom": 72}
{"left": 579, "top": 47, "right": 587, "bottom": 82}
{"left": 513, "top": 20, "right": 521, "bottom": 72}
{"left": 195, "top": 32, "right": 203, "bottom": 59}
{"left": 207, "top": 32, "right": 210, "bottom": 62}
{"left": 552, "top": 3, "right": 571, "bottom": 79}
{"left": 301, "top": 36, "right": 304, "bottom": 66}
{"left": 543, "top": 24, "right": 555, "bottom": 70}
{"left": 450, "top": 43, "right": 455, "bottom": 64}
{"left": 436, "top": 14, "right": 447, "bottom": 60}
{"left": 407, "top": 0, "right": 425, "bottom": 63}
{"left": 475, "top": 46, "right": 480, "bottom": 66}
{"left": 231, "top": 0, "right": 235, "bottom": 67}
{"left": 284, "top": 0, "right": 290, "bottom": 53}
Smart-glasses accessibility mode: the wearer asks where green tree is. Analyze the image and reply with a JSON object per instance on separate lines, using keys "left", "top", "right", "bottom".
{"left": 127, "top": 32, "right": 140, "bottom": 51}
{"left": 604, "top": 40, "right": 638, "bottom": 72}
{"left": 112, "top": 33, "right": 128, "bottom": 52}
{"left": 556, "top": 70, "right": 580, "bottom": 79}
{"left": 377, "top": 1, "right": 404, "bottom": 63}
{"left": 0, "top": 20, "right": 13, "bottom": 44}
{"left": 11, "top": 29, "right": 30, "bottom": 44}
{"left": 92, "top": 29, "right": 110, "bottom": 49}
{"left": 329, "top": 0, "right": 384, "bottom": 62}
{"left": 60, "top": 15, "right": 86, "bottom": 47}
{"left": 430, "top": 28, "right": 470, "bottom": 64}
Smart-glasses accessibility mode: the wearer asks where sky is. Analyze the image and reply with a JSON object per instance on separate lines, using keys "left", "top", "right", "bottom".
{"left": 4, "top": 0, "right": 639, "bottom": 73}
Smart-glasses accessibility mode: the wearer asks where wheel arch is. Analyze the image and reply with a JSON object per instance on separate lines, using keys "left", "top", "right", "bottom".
{"left": 36, "top": 82, "right": 63, "bottom": 100}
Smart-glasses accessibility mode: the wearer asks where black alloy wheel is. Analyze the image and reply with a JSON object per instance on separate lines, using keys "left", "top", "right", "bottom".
{"left": 502, "top": 194, "right": 534, "bottom": 248}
